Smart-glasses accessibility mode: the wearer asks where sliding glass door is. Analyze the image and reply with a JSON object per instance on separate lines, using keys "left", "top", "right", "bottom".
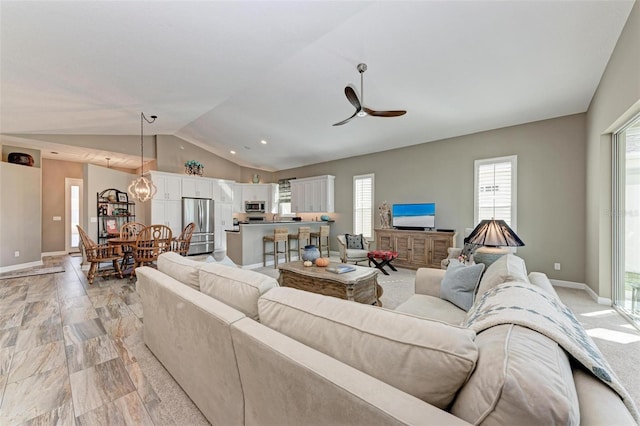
{"left": 613, "top": 115, "right": 640, "bottom": 323}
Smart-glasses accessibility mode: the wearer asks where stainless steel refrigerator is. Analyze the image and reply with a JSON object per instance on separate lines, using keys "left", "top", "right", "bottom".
{"left": 182, "top": 197, "right": 214, "bottom": 255}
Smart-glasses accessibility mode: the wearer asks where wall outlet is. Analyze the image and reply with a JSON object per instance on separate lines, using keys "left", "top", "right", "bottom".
{"left": 14, "top": 251, "right": 19, "bottom": 257}
{"left": 554, "top": 262, "right": 561, "bottom": 271}
{"left": 90, "top": 217, "right": 97, "bottom": 223}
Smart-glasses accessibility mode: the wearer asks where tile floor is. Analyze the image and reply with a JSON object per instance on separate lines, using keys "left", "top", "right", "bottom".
{"left": 0, "top": 255, "right": 207, "bottom": 425}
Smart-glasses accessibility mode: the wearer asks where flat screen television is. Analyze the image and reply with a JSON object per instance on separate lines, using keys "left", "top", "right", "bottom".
{"left": 392, "top": 203, "right": 435, "bottom": 230}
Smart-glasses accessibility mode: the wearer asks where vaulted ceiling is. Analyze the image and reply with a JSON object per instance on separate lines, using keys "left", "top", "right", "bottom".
{"left": 0, "top": 1, "right": 635, "bottom": 171}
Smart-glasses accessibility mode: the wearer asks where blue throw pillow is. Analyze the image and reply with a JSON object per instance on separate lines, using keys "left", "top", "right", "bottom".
{"left": 440, "top": 260, "right": 485, "bottom": 311}
{"left": 345, "top": 234, "right": 364, "bottom": 249}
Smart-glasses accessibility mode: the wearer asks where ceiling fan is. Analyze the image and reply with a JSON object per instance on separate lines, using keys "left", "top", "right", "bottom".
{"left": 333, "top": 63, "right": 407, "bottom": 126}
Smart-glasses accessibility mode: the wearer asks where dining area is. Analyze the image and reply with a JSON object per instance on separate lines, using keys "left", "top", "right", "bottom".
{"left": 76, "top": 222, "right": 195, "bottom": 284}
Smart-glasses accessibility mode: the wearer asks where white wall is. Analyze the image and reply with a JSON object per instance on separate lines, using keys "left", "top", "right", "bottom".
{"left": 585, "top": 1, "right": 640, "bottom": 298}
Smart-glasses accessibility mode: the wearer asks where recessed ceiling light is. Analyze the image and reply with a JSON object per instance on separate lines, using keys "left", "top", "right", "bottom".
{"left": 230, "top": 150, "right": 236, "bottom": 155}
{"left": 261, "top": 140, "right": 267, "bottom": 145}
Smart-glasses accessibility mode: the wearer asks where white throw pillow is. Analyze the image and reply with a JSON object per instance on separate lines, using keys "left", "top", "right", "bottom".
{"left": 476, "top": 253, "right": 529, "bottom": 297}
{"left": 440, "top": 260, "right": 485, "bottom": 311}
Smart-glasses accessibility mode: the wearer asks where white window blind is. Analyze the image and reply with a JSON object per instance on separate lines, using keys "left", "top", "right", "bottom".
{"left": 474, "top": 156, "right": 517, "bottom": 228}
{"left": 278, "top": 178, "right": 294, "bottom": 216}
{"left": 353, "top": 174, "right": 374, "bottom": 238}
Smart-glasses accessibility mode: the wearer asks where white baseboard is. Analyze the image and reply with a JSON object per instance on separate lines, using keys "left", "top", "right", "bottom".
{"left": 41, "top": 251, "right": 68, "bottom": 257}
{"left": 0, "top": 260, "right": 44, "bottom": 273}
{"left": 550, "top": 279, "right": 612, "bottom": 306}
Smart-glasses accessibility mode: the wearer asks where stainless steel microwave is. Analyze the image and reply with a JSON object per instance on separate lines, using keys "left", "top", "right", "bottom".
{"left": 245, "top": 201, "right": 266, "bottom": 213}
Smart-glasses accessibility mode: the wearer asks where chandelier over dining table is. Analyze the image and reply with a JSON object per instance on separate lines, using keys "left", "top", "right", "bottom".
{"left": 128, "top": 112, "right": 157, "bottom": 202}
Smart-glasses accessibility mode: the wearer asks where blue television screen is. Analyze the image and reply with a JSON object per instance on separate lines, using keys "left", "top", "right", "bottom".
{"left": 392, "top": 203, "right": 435, "bottom": 229}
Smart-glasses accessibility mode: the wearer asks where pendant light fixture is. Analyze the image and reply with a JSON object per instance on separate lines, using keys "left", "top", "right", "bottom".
{"left": 128, "top": 112, "right": 157, "bottom": 202}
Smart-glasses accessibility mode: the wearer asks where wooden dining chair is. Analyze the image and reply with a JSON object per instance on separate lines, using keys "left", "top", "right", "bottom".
{"left": 119, "top": 222, "right": 145, "bottom": 267}
{"left": 172, "top": 222, "right": 195, "bottom": 256}
{"left": 131, "top": 224, "right": 173, "bottom": 278}
{"left": 76, "top": 225, "right": 123, "bottom": 285}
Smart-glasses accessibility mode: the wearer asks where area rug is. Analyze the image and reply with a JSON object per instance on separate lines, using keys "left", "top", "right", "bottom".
{"left": 0, "top": 266, "right": 65, "bottom": 280}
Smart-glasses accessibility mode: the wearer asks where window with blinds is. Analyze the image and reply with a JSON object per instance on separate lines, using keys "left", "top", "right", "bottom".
{"left": 474, "top": 156, "right": 517, "bottom": 228}
{"left": 278, "top": 178, "right": 294, "bottom": 215}
{"left": 353, "top": 174, "right": 374, "bottom": 238}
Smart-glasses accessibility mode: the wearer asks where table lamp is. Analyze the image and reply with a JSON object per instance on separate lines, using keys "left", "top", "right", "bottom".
{"left": 465, "top": 219, "right": 525, "bottom": 267}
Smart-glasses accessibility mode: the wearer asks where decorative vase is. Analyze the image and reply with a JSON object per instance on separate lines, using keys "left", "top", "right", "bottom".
{"left": 185, "top": 164, "right": 204, "bottom": 176}
{"left": 252, "top": 174, "right": 260, "bottom": 184}
{"left": 301, "top": 245, "right": 320, "bottom": 264}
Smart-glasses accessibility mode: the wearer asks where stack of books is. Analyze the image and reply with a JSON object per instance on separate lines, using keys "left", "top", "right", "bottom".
{"left": 326, "top": 265, "right": 356, "bottom": 274}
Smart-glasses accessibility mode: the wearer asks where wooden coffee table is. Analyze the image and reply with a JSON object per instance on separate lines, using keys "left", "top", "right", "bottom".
{"left": 278, "top": 261, "right": 382, "bottom": 306}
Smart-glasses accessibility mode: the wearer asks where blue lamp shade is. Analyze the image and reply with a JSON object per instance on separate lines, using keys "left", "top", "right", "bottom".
{"left": 465, "top": 219, "right": 525, "bottom": 248}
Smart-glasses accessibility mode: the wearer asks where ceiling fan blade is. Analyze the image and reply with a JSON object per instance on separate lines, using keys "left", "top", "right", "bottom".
{"left": 363, "top": 107, "right": 407, "bottom": 117}
{"left": 332, "top": 110, "right": 359, "bottom": 126}
{"left": 344, "top": 86, "right": 361, "bottom": 110}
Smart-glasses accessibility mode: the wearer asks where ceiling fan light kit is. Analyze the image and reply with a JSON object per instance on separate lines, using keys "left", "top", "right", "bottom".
{"left": 333, "top": 63, "right": 407, "bottom": 126}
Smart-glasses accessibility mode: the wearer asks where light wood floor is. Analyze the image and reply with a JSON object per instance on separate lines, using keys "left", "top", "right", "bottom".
{"left": 2, "top": 255, "right": 639, "bottom": 424}
{"left": 0, "top": 255, "right": 207, "bottom": 425}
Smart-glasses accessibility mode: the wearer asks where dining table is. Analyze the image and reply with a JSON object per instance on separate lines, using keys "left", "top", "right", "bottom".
{"left": 106, "top": 236, "right": 138, "bottom": 274}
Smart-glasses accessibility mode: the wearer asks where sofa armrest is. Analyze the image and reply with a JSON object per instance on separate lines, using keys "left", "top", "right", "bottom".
{"left": 415, "top": 268, "right": 446, "bottom": 297}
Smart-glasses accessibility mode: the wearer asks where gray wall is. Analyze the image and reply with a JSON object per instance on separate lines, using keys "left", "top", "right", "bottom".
{"left": 0, "top": 161, "right": 42, "bottom": 268}
{"left": 275, "top": 113, "right": 587, "bottom": 283}
{"left": 586, "top": 1, "right": 640, "bottom": 298}
{"left": 41, "top": 159, "right": 83, "bottom": 253}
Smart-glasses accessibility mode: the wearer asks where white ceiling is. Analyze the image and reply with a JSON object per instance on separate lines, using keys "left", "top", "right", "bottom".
{"left": 0, "top": 1, "right": 635, "bottom": 171}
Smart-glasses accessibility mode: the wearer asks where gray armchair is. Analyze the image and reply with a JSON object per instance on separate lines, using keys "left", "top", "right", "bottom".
{"left": 336, "top": 234, "right": 372, "bottom": 265}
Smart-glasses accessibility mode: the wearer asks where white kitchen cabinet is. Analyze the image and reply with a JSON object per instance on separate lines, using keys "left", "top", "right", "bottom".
{"left": 232, "top": 184, "right": 243, "bottom": 213}
{"left": 150, "top": 199, "right": 182, "bottom": 236}
{"left": 149, "top": 171, "right": 182, "bottom": 200}
{"left": 182, "top": 177, "right": 212, "bottom": 198}
{"left": 235, "top": 183, "right": 276, "bottom": 212}
{"left": 290, "top": 175, "right": 334, "bottom": 213}
{"left": 217, "top": 180, "right": 235, "bottom": 203}
{"left": 214, "top": 201, "right": 234, "bottom": 252}
{"left": 267, "top": 183, "right": 279, "bottom": 214}
{"left": 242, "top": 184, "right": 269, "bottom": 203}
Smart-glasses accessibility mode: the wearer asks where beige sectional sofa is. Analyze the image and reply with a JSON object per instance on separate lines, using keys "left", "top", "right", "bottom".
{"left": 136, "top": 252, "right": 636, "bottom": 425}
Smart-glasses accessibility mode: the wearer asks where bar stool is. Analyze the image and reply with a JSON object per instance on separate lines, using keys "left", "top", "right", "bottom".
{"left": 310, "top": 225, "right": 330, "bottom": 258}
{"left": 263, "top": 227, "right": 289, "bottom": 268}
{"left": 288, "top": 226, "right": 311, "bottom": 261}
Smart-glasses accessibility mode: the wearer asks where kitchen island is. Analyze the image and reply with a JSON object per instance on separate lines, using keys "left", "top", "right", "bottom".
{"left": 226, "top": 221, "right": 331, "bottom": 268}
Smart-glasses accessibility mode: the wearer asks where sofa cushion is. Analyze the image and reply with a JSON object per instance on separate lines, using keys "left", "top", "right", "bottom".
{"left": 451, "top": 324, "right": 579, "bottom": 425}
{"left": 394, "top": 294, "right": 467, "bottom": 326}
{"left": 258, "top": 287, "right": 478, "bottom": 409}
{"left": 440, "top": 260, "right": 485, "bottom": 311}
{"left": 476, "top": 253, "right": 529, "bottom": 297}
{"left": 199, "top": 263, "right": 278, "bottom": 320}
{"left": 157, "top": 251, "right": 206, "bottom": 291}
{"left": 528, "top": 271, "right": 558, "bottom": 298}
